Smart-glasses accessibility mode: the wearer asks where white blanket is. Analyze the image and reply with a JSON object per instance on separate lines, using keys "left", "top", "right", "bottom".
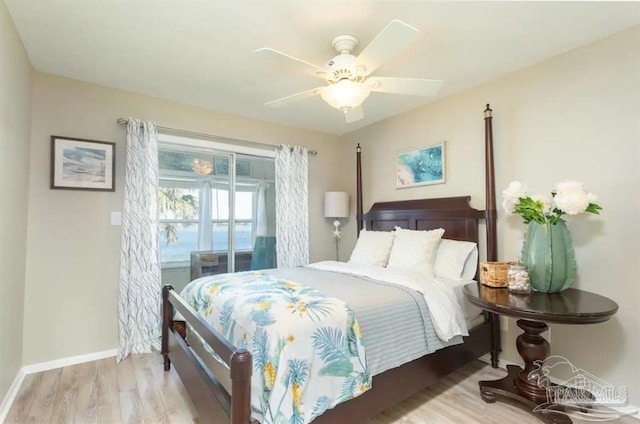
{"left": 306, "top": 261, "right": 469, "bottom": 341}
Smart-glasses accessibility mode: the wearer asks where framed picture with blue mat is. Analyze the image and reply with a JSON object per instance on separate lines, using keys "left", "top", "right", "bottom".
{"left": 396, "top": 142, "right": 445, "bottom": 188}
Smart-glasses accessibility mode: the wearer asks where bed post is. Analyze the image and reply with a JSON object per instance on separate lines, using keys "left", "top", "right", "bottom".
{"left": 484, "top": 104, "right": 501, "bottom": 368}
{"left": 356, "top": 143, "right": 363, "bottom": 235}
{"left": 484, "top": 104, "right": 497, "bottom": 262}
{"left": 162, "top": 284, "right": 173, "bottom": 371}
{"left": 230, "top": 349, "right": 253, "bottom": 424}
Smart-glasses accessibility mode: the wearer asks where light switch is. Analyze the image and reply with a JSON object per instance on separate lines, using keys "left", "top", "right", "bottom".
{"left": 110, "top": 211, "right": 122, "bottom": 226}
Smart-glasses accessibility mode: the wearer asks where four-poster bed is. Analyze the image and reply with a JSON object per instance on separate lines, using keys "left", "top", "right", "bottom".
{"left": 161, "top": 104, "right": 501, "bottom": 423}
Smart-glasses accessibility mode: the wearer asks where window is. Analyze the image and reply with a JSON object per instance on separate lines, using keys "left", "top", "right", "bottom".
{"left": 159, "top": 187, "right": 199, "bottom": 263}
{"left": 159, "top": 185, "right": 258, "bottom": 264}
{"left": 157, "top": 147, "right": 275, "bottom": 268}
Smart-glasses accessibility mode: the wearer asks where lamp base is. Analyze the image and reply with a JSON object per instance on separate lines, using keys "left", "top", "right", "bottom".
{"left": 332, "top": 219, "right": 342, "bottom": 261}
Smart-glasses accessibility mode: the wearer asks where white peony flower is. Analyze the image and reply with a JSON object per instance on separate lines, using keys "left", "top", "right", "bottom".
{"left": 502, "top": 179, "right": 600, "bottom": 223}
{"left": 554, "top": 188, "right": 590, "bottom": 215}
{"left": 531, "top": 194, "right": 553, "bottom": 215}
{"left": 502, "top": 197, "right": 518, "bottom": 214}
{"left": 502, "top": 181, "right": 529, "bottom": 200}
{"left": 553, "top": 180, "right": 584, "bottom": 193}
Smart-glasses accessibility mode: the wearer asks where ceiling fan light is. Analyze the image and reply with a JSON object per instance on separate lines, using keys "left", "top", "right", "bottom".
{"left": 192, "top": 159, "right": 213, "bottom": 175}
{"left": 320, "top": 80, "right": 371, "bottom": 113}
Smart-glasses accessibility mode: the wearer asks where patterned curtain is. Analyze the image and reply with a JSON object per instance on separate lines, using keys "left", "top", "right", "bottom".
{"left": 275, "top": 145, "right": 309, "bottom": 268}
{"left": 255, "top": 181, "right": 269, "bottom": 237}
{"left": 197, "top": 178, "right": 213, "bottom": 251}
{"left": 117, "top": 118, "right": 161, "bottom": 361}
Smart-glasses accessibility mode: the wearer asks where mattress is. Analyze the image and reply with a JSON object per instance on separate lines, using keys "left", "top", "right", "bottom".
{"left": 434, "top": 277, "right": 485, "bottom": 325}
{"left": 264, "top": 267, "right": 466, "bottom": 376}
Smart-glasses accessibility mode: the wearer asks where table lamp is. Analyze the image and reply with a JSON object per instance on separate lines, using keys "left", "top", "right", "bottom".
{"left": 324, "top": 191, "right": 349, "bottom": 260}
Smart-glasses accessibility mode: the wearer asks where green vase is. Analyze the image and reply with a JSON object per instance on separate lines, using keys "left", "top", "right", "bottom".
{"left": 521, "top": 220, "right": 577, "bottom": 293}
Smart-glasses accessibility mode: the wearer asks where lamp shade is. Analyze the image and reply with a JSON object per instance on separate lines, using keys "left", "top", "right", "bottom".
{"left": 324, "top": 191, "right": 349, "bottom": 218}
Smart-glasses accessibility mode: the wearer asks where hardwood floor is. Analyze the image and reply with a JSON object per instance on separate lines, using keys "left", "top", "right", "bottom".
{"left": 6, "top": 355, "right": 197, "bottom": 424}
{"left": 5, "top": 355, "right": 636, "bottom": 423}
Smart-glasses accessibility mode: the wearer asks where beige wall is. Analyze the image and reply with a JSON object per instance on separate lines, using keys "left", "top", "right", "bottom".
{"left": 338, "top": 26, "right": 640, "bottom": 405}
{"left": 0, "top": 0, "right": 32, "bottom": 401}
{"left": 23, "top": 73, "right": 341, "bottom": 365}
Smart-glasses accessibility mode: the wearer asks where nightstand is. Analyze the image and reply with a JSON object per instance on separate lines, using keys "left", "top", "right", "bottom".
{"left": 463, "top": 283, "right": 618, "bottom": 424}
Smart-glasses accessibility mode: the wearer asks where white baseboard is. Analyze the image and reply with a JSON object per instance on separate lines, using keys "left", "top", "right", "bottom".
{"left": 21, "top": 348, "right": 118, "bottom": 375}
{"left": 478, "top": 354, "right": 639, "bottom": 420}
{"left": 0, "top": 368, "right": 26, "bottom": 424}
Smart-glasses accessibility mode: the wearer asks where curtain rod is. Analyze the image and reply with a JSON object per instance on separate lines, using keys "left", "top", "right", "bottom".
{"left": 116, "top": 118, "right": 318, "bottom": 155}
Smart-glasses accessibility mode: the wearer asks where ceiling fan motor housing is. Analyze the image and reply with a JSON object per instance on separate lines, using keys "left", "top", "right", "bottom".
{"left": 326, "top": 54, "right": 359, "bottom": 82}
{"left": 326, "top": 34, "right": 360, "bottom": 82}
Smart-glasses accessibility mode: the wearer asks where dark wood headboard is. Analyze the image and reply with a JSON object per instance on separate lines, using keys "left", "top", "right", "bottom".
{"left": 361, "top": 196, "right": 484, "bottom": 244}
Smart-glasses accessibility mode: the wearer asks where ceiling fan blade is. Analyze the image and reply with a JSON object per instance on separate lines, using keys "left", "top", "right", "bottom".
{"left": 264, "top": 87, "right": 323, "bottom": 108}
{"left": 367, "top": 77, "right": 444, "bottom": 97}
{"left": 255, "top": 47, "right": 330, "bottom": 80}
{"left": 354, "top": 20, "right": 419, "bottom": 77}
{"left": 344, "top": 105, "right": 364, "bottom": 123}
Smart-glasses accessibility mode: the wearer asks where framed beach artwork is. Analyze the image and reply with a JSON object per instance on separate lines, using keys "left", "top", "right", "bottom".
{"left": 396, "top": 142, "right": 446, "bottom": 188}
{"left": 50, "top": 136, "right": 115, "bottom": 191}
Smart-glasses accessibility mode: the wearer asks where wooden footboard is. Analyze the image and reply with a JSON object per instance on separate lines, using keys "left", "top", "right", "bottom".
{"left": 162, "top": 285, "right": 255, "bottom": 424}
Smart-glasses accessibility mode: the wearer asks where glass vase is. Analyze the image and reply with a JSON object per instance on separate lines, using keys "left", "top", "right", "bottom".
{"left": 521, "top": 220, "right": 577, "bottom": 293}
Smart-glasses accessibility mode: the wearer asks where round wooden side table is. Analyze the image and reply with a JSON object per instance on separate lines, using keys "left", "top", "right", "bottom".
{"left": 463, "top": 283, "right": 618, "bottom": 424}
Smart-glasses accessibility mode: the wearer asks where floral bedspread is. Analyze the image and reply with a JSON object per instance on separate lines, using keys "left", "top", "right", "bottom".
{"left": 181, "top": 271, "right": 371, "bottom": 424}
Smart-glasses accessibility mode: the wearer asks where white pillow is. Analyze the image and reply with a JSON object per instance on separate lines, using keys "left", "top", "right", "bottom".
{"left": 461, "top": 245, "right": 479, "bottom": 280}
{"left": 348, "top": 229, "right": 395, "bottom": 267}
{"left": 434, "top": 239, "right": 478, "bottom": 280}
{"left": 386, "top": 227, "right": 445, "bottom": 275}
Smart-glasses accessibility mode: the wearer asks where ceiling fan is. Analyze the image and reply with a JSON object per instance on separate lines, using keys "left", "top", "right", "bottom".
{"left": 255, "top": 20, "right": 444, "bottom": 123}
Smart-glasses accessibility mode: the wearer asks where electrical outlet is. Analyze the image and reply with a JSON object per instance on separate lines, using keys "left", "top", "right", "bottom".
{"left": 500, "top": 315, "right": 509, "bottom": 332}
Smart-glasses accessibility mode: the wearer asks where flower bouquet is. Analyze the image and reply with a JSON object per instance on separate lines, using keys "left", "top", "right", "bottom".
{"left": 502, "top": 180, "right": 602, "bottom": 292}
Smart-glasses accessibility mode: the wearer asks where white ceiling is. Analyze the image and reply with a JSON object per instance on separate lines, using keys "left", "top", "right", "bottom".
{"left": 6, "top": 1, "right": 640, "bottom": 135}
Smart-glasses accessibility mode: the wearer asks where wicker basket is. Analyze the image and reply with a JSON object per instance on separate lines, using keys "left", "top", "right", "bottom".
{"left": 479, "top": 261, "right": 514, "bottom": 288}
